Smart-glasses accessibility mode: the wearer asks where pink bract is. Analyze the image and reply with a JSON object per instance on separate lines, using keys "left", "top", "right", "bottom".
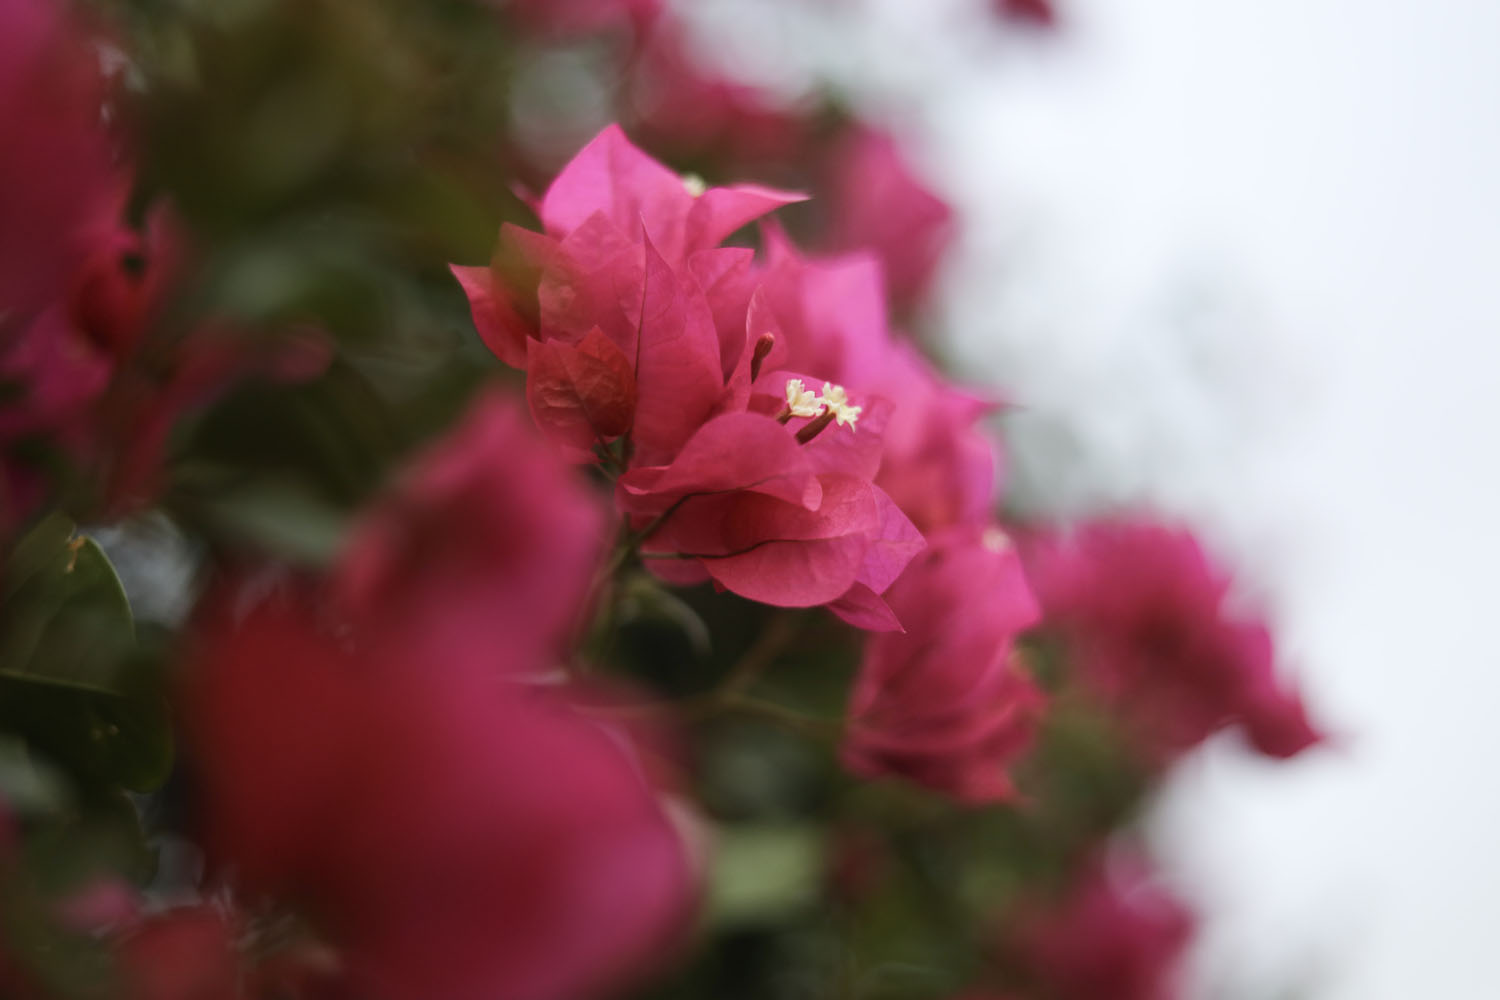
{"left": 752, "top": 232, "right": 1002, "bottom": 534}
{"left": 1002, "top": 853, "right": 1194, "bottom": 1000}
{"left": 0, "top": 0, "right": 120, "bottom": 326}
{"left": 1028, "top": 519, "right": 1323, "bottom": 764}
{"left": 185, "top": 591, "right": 694, "bottom": 1000}
{"left": 336, "top": 391, "right": 606, "bottom": 672}
{"left": 823, "top": 128, "right": 955, "bottom": 309}
{"left": 843, "top": 526, "right": 1043, "bottom": 802}
{"left": 620, "top": 408, "right": 923, "bottom": 628}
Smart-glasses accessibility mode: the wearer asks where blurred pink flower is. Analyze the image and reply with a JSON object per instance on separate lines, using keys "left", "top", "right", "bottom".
{"left": 626, "top": 22, "right": 811, "bottom": 166}
{"left": 0, "top": 180, "right": 330, "bottom": 527}
{"left": 185, "top": 590, "right": 694, "bottom": 1000}
{"left": 1002, "top": 853, "right": 1193, "bottom": 1000}
{"left": 843, "top": 525, "right": 1043, "bottom": 801}
{"left": 113, "top": 906, "right": 242, "bottom": 1000}
{"left": 335, "top": 391, "right": 606, "bottom": 671}
{"left": 1028, "top": 520, "right": 1323, "bottom": 764}
{"left": 0, "top": 0, "right": 120, "bottom": 326}
{"left": 873, "top": 344, "right": 1001, "bottom": 535}
{"left": 995, "top": 0, "right": 1057, "bottom": 28}
{"left": 823, "top": 128, "right": 955, "bottom": 309}
{"left": 0, "top": 205, "right": 179, "bottom": 449}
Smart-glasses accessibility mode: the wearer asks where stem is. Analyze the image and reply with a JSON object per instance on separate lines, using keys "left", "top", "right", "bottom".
{"left": 715, "top": 696, "right": 842, "bottom": 738}
{"left": 717, "top": 613, "right": 801, "bottom": 699}
{"left": 590, "top": 613, "right": 833, "bottom": 740}
{"left": 795, "top": 408, "right": 837, "bottom": 444}
{"left": 625, "top": 495, "right": 688, "bottom": 549}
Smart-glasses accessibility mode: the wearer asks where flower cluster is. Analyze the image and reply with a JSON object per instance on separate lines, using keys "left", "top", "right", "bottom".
{"left": 454, "top": 125, "right": 1058, "bottom": 801}
{"left": 455, "top": 125, "right": 939, "bottom": 630}
{"left": 0, "top": 2, "right": 1326, "bottom": 999}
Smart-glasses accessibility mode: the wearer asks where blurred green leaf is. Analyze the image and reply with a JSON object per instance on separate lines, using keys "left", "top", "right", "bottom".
{"left": 0, "top": 516, "right": 172, "bottom": 793}
{"left": 707, "top": 823, "right": 826, "bottom": 928}
{"left": 0, "top": 514, "right": 135, "bottom": 692}
{"left": 0, "top": 735, "right": 73, "bottom": 818}
{"left": 197, "top": 478, "right": 349, "bottom": 565}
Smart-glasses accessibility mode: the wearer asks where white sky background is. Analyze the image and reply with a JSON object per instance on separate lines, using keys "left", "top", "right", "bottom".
{"left": 681, "top": 1, "right": 1500, "bottom": 997}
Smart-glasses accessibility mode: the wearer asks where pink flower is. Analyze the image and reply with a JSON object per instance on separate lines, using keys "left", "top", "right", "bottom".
{"left": 873, "top": 344, "right": 1001, "bottom": 535}
{"left": 1001, "top": 853, "right": 1193, "bottom": 1000}
{"left": 0, "top": 191, "right": 329, "bottom": 526}
{"left": 616, "top": 385, "right": 924, "bottom": 630}
{"left": 113, "top": 906, "right": 242, "bottom": 1000}
{"left": 823, "top": 128, "right": 955, "bottom": 309}
{"left": 0, "top": 206, "right": 178, "bottom": 449}
{"left": 1028, "top": 520, "right": 1323, "bottom": 764}
{"left": 537, "top": 125, "right": 803, "bottom": 265}
{"left": 0, "top": 0, "right": 120, "bottom": 326}
{"left": 185, "top": 590, "right": 694, "bottom": 1000}
{"left": 843, "top": 525, "right": 1043, "bottom": 802}
{"left": 335, "top": 391, "right": 606, "bottom": 671}
{"left": 452, "top": 125, "right": 802, "bottom": 465}
{"left": 752, "top": 233, "right": 1002, "bottom": 534}
{"left": 626, "top": 22, "right": 811, "bottom": 166}
{"left": 995, "top": 0, "right": 1058, "bottom": 28}
{"left": 455, "top": 128, "right": 946, "bottom": 624}
{"left": 0, "top": 0, "right": 134, "bottom": 520}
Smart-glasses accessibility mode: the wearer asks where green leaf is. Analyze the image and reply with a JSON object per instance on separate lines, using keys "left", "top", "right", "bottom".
{"left": 706, "top": 823, "right": 826, "bottom": 928}
{"left": 0, "top": 515, "right": 135, "bottom": 693}
{"left": 0, "top": 517, "right": 173, "bottom": 792}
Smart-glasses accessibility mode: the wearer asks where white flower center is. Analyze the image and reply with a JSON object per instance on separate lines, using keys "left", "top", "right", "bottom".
{"left": 817, "top": 382, "right": 862, "bottom": 430}
{"left": 784, "top": 378, "right": 824, "bottom": 418}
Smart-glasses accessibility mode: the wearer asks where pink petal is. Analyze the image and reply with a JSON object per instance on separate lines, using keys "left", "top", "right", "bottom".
{"left": 852, "top": 488, "right": 926, "bottom": 595}
{"left": 686, "top": 183, "right": 806, "bottom": 251}
{"left": 540, "top": 124, "right": 691, "bottom": 258}
{"left": 827, "top": 584, "right": 904, "bottom": 632}
{"left": 617, "top": 411, "right": 820, "bottom": 513}
{"left": 526, "top": 328, "right": 638, "bottom": 455}
{"left": 451, "top": 264, "right": 530, "bottom": 369}
{"left": 651, "top": 476, "right": 880, "bottom": 607}
{"left": 623, "top": 237, "right": 730, "bottom": 464}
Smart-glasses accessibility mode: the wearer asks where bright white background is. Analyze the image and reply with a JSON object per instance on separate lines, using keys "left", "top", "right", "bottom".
{"left": 684, "top": 1, "right": 1500, "bottom": 997}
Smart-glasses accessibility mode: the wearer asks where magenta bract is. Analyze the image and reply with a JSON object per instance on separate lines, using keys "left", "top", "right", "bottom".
{"left": 1028, "top": 519, "right": 1324, "bottom": 764}
{"left": 844, "top": 526, "right": 1043, "bottom": 802}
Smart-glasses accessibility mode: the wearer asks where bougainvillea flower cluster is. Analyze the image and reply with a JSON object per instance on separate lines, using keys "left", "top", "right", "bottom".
{"left": 455, "top": 125, "right": 944, "bottom": 629}
{"left": 0, "top": 2, "right": 1327, "bottom": 998}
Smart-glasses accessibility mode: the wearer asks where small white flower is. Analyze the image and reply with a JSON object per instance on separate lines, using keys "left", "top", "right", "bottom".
{"left": 681, "top": 172, "right": 707, "bottom": 198}
{"left": 818, "top": 382, "right": 861, "bottom": 430}
{"left": 785, "top": 379, "right": 825, "bottom": 418}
